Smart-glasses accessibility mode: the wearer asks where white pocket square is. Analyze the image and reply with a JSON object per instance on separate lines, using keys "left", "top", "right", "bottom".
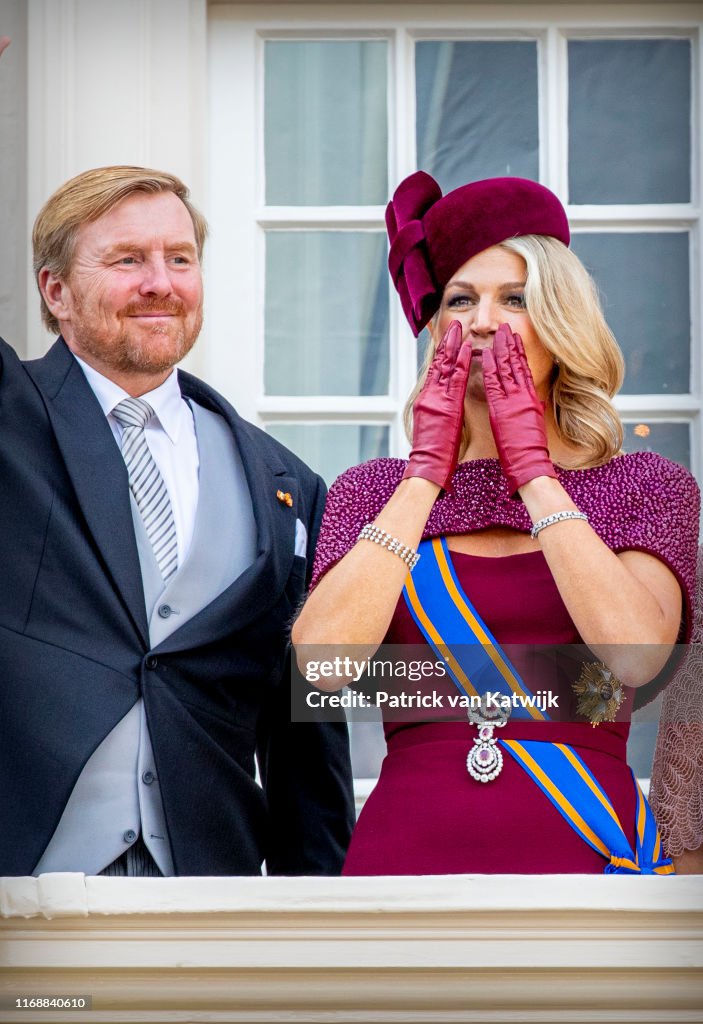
{"left": 294, "top": 518, "right": 308, "bottom": 558}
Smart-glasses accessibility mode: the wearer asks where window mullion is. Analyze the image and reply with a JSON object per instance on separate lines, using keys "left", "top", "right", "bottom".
{"left": 544, "top": 25, "right": 568, "bottom": 199}
{"left": 693, "top": 28, "right": 703, "bottom": 487}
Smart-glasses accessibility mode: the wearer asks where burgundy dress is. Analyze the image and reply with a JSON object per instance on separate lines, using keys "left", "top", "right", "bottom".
{"left": 343, "top": 549, "right": 636, "bottom": 875}
{"left": 310, "top": 455, "right": 700, "bottom": 875}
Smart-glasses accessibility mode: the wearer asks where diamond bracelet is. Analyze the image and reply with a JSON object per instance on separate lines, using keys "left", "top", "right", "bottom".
{"left": 358, "top": 524, "right": 421, "bottom": 570}
{"left": 530, "top": 510, "right": 589, "bottom": 540}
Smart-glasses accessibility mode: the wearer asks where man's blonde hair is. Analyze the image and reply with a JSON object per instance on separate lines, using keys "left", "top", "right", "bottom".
{"left": 33, "top": 166, "right": 208, "bottom": 334}
{"left": 404, "top": 236, "right": 625, "bottom": 468}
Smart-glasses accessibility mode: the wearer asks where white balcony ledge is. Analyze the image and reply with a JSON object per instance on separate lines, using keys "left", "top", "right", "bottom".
{"left": 1, "top": 873, "right": 702, "bottom": 1023}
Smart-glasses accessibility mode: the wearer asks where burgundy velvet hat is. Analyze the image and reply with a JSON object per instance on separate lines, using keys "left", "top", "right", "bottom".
{"left": 386, "top": 171, "right": 570, "bottom": 336}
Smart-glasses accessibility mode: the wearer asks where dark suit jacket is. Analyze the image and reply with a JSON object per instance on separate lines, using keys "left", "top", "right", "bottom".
{"left": 0, "top": 336, "right": 354, "bottom": 876}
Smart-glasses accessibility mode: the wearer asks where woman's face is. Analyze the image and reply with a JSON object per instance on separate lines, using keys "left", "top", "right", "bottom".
{"left": 431, "top": 246, "right": 555, "bottom": 402}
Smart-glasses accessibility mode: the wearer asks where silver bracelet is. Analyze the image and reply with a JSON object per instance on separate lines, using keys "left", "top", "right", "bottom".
{"left": 358, "top": 524, "right": 421, "bottom": 570}
{"left": 530, "top": 510, "right": 589, "bottom": 540}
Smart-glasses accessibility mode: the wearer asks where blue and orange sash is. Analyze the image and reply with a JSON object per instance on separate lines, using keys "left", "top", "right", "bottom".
{"left": 402, "top": 538, "right": 673, "bottom": 875}
{"left": 404, "top": 537, "right": 547, "bottom": 720}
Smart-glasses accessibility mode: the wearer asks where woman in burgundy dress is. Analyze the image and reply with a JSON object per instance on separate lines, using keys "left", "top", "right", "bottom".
{"left": 292, "top": 173, "right": 699, "bottom": 875}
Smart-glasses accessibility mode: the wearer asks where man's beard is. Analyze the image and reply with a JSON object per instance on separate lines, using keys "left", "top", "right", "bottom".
{"left": 71, "top": 296, "right": 203, "bottom": 376}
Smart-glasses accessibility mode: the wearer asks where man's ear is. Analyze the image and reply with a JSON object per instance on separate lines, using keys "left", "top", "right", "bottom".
{"left": 38, "top": 268, "right": 72, "bottom": 324}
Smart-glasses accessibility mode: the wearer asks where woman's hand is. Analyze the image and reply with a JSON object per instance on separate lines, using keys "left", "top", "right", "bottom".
{"left": 482, "top": 323, "right": 557, "bottom": 496}
{"left": 0, "top": 38, "right": 11, "bottom": 59}
{"left": 403, "top": 320, "right": 472, "bottom": 491}
{"left": 292, "top": 327, "right": 472, "bottom": 664}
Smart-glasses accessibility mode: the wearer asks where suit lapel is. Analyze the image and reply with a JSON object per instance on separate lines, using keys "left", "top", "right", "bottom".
{"left": 24, "top": 339, "right": 149, "bottom": 646}
{"left": 159, "top": 371, "right": 299, "bottom": 651}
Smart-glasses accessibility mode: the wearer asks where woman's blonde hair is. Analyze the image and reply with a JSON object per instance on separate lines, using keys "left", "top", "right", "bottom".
{"left": 403, "top": 236, "right": 625, "bottom": 468}
{"left": 33, "top": 165, "right": 208, "bottom": 334}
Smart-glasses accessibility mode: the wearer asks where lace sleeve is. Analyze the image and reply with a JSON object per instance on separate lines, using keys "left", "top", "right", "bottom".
{"left": 649, "top": 544, "right": 703, "bottom": 857}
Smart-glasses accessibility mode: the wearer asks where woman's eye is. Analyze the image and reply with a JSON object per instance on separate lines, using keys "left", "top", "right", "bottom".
{"left": 118, "top": 257, "right": 138, "bottom": 265}
{"left": 446, "top": 294, "right": 472, "bottom": 308}
{"left": 506, "top": 293, "right": 527, "bottom": 309}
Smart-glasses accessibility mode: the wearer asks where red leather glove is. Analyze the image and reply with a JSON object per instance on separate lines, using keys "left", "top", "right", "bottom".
{"left": 482, "top": 324, "right": 557, "bottom": 497}
{"left": 403, "top": 320, "right": 472, "bottom": 491}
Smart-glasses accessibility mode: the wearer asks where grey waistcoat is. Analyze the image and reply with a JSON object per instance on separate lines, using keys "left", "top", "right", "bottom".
{"left": 34, "top": 403, "right": 257, "bottom": 876}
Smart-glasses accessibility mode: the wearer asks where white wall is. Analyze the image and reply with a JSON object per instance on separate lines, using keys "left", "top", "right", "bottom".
{"left": 13, "top": 0, "right": 209, "bottom": 365}
{"left": 0, "top": 0, "right": 28, "bottom": 356}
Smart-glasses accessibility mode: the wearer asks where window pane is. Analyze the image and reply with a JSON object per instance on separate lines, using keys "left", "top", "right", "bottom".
{"left": 266, "top": 423, "right": 389, "bottom": 485}
{"left": 265, "top": 231, "right": 389, "bottom": 396}
{"left": 571, "top": 232, "right": 690, "bottom": 395}
{"left": 622, "top": 422, "right": 690, "bottom": 470}
{"left": 568, "top": 39, "right": 691, "bottom": 204}
{"left": 416, "top": 41, "right": 538, "bottom": 192}
{"left": 265, "top": 40, "right": 388, "bottom": 205}
{"left": 416, "top": 327, "right": 432, "bottom": 374}
{"left": 627, "top": 718, "right": 660, "bottom": 781}
{"left": 629, "top": 691, "right": 664, "bottom": 782}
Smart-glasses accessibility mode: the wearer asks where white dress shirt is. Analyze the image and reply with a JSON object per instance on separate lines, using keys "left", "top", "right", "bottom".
{"left": 75, "top": 357, "right": 200, "bottom": 565}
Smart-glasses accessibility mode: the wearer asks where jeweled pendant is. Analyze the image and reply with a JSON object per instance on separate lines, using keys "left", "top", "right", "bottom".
{"left": 464, "top": 733, "right": 503, "bottom": 778}
{"left": 466, "top": 698, "right": 508, "bottom": 782}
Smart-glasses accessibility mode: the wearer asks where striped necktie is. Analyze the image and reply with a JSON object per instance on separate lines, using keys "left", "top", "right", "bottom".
{"left": 112, "top": 397, "right": 178, "bottom": 583}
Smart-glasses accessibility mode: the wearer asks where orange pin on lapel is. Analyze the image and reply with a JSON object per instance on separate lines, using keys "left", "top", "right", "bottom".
{"left": 276, "top": 489, "right": 293, "bottom": 507}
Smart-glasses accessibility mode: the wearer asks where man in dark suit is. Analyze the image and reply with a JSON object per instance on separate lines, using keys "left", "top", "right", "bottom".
{"left": 0, "top": 164, "right": 354, "bottom": 877}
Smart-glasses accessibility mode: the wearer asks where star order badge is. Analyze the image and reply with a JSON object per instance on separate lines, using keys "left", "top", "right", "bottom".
{"left": 572, "top": 662, "right": 626, "bottom": 726}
